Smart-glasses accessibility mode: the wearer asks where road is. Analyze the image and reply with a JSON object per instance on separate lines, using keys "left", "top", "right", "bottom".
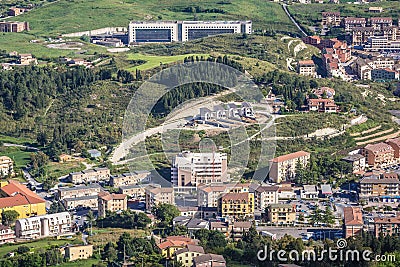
{"left": 281, "top": 4, "right": 308, "bottom": 37}
{"left": 22, "top": 168, "right": 42, "bottom": 188}
{"left": 3, "top": 143, "right": 39, "bottom": 151}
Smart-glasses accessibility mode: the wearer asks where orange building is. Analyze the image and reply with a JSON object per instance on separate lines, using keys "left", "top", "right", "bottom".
{"left": 343, "top": 207, "right": 363, "bottom": 238}
{"left": 362, "top": 143, "right": 396, "bottom": 168}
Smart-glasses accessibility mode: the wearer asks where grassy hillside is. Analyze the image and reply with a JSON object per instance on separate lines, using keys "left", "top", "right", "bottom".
{"left": 288, "top": 1, "right": 400, "bottom": 29}
{"left": 7, "top": 0, "right": 298, "bottom": 36}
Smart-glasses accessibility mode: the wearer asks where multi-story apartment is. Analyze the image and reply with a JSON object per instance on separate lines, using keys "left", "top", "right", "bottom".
{"left": 366, "top": 36, "right": 400, "bottom": 52}
{"left": 197, "top": 184, "right": 227, "bottom": 207}
{"left": 0, "top": 156, "right": 13, "bottom": 177}
{"left": 230, "top": 221, "right": 252, "bottom": 240}
{"left": 353, "top": 56, "right": 395, "bottom": 80}
{"left": 128, "top": 20, "right": 252, "bottom": 44}
{"left": 158, "top": 236, "right": 199, "bottom": 259}
{"left": 174, "top": 244, "right": 205, "bottom": 267}
{"left": 342, "top": 154, "right": 366, "bottom": 174}
{"left": 57, "top": 184, "right": 103, "bottom": 200}
{"left": 218, "top": 192, "right": 254, "bottom": 219}
{"left": 251, "top": 184, "right": 279, "bottom": 211}
{"left": 359, "top": 176, "right": 400, "bottom": 202}
{"left": 371, "top": 68, "right": 399, "bottom": 81}
{"left": 343, "top": 207, "right": 363, "bottom": 238}
{"left": 65, "top": 245, "right": 93, "bottom": 261}
{"left": 0, "top": 180, "right": 46, "bottom": 219}
{"left": 199, "top": 102, "right": 255, "bottom": 121}
{"left": 63, "top": 195, "right": 99, "bottom": 210}
{"left": 321, "top": 12, "right": 341, "bottom": 27}
{"left": 68, "top": 168, "right": 110, "bottom": 184}
{"left": 361, "top": 142, "right": 396, "bottom": 168}
{"left": 98, "top": 191, "right": 127, "bottom": 217}
{"left": 374, "top": 217, "right": 400, "bottom": 238}
{"left": 269, "top": 151, "right": 310, "bottom": 183}
{"left": 0, "top": 21, "right": 29, "bottom": 32}
{"left": 369, "top": 17, "right": 393, "bottom": 30}
{"left": 118, "top": 184, "right": 146, "bottom": 199}
{"left": 297, "top": 60, "right": 316, "bottom": 77}
{"left": 0, "top": 225, "right": 15, "bottom": 244}
{"left": 267, "top": 204, "right": 296, "bottom": 224}
{"left": 145, "top": 185, "right": 174, "bottom": 211}
{"left": 15, "top": 212, "right": 72, "bottom": 239}
{"left": 193, "top": 254, "right": 226, "bottom": 267}
{"left": 109, "top": 170, "right": 151, "bottom": 187}
{"left": 387, "top": 138, "right": 400, "bottom": 158}
{"left": 342, "top": 17, "right": 367, "bottom": 32}
{"left": 171, "top": 151, "right": 228, "bottom": 187}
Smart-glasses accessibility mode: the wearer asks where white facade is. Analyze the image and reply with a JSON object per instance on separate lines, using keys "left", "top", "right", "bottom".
{"left": 128, "top": 20, "right": 252, "bottom": 44}
{"left": 15, "top": 212, "right": 72, "bottom": 239}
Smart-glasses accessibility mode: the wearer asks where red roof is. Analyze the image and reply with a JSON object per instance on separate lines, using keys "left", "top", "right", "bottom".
{"left": 0, "top": 180, "right": 45, "bottom": 205}
{"left": 270, "top": 151, "right": 310, "bottom": 163}
{"left": 344, "top": 207, "right": 363, "bottom": 226}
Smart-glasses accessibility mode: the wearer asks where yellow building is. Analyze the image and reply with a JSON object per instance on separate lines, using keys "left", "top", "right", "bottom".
{"left": 65, "top": 245, "right": 93, "bottom": 261}
{"left": 0, "top": 180, "right": 46, "bottom": 219}
{"left": 175, "top": 245, "right": 205, "bottom": 267}
{"left": 219, "top": 192, "right": 254, "bottom": 219}
{"left": 158, "top": 236, "right": 199, "bottom": 259}
{"left": 267, "top": 204, "right": 296, "bottom": 224}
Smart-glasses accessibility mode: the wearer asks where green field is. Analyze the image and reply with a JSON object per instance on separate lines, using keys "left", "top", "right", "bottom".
{"left": 57, "top": 259, "right": 101, "bottom": 267}
{"left": 0, "top": 146, "right": 34, "bottom": 168}
{"left": 0, "top": 237, "right": 82, "bottom": 258}
{"left": 7, "top": 0, "right": 298, "bottom": 36}
{"left": 126, "top": 53, "right": 209, "bottom": 71}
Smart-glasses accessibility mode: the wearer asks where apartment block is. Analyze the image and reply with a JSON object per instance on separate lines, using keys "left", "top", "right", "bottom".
{"left": 321, "top": 12, "right": 341, "bottom": 27}
{"left": 0, "top": 156, "right": 13, "bottom": 177}
{"left": 174, "top": 244, "right": 205, "bottom": 267}
{"left": 374, "top": 217, "right": 400, "bottom": 238}
{"left": 231, "top": 221, "right": 252, "bottom": 240}
{"left": 342, "top": 154, "right": 366, "bottom": 174}
{"left": 297, "top": 60, "right": 316, "bottom": 77}
{"left": 15, "top": 212, "right": 72, "bottom": 239}
{"left": 193, "top": 254, "right": 226, "bottom": 267}
{"left": 197, "top": 184, "right": 227, "bottom": 207}
{"left": 145, "top": 185, "right": 174, "bottom": 211}
{"left": 343, "top": 17, "right": 367, "bottom": 32}
{"left": 269, "top": 151, "right": 310, "bottom": 183}
{"left": 361, "top": 142, "right": 396, "bottom": 168}
{"left": 0, "top": 21, "right": 29, "bottom": 32}
{"left": 267, "top": 204, "right": 296, "bottom": 224}
{"left": 251, "top": 184, "right": 279, "bottom": 211}
{"left": 371, "top": 68, "right": 399, "bottom": 81}
{"left": 63, "top": 195, "right": 98, "bottom": 210}
{"left": 65, "top": 245, "right": 93, "bottom": 261}
{"left": 57, "top": 184, "right": 103, "bottom": 200}
{"left": 370, "top": 17, "right": 393, "bottom": 30}
{"left": 308, "top": 98, "right": 338, "bottom": 113}
{"left": 343, "top": 207, "right": 363, "bottom": 238}
{"left": 359, "top": 176, "right": 400, "bottom": 202}
{"left": 118, "top": 184, "right": 146, "bottom": 199}
{"left": 218, "top": 192, "right": 254, "bottom": 219}
{"left": 110, "top": 170, "right": 151, "bottom": 187}
{"left": 98, "top": 191, "right": 127, "bottom": 217}
{"left": 171, "top": 151, "right": 227, "bottom": 187}
{"left": 68, "top": 168, "right": 110, "bottom": 184}
{"left": 0, "top": 225, "right": 15, "bottom": 244}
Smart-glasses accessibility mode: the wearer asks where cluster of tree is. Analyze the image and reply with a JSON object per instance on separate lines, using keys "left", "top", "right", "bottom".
{"left": 1, "top": 210, "right": 19, "bottom": 226}
{"left": 151, "top": 203, "right": 180, "bottom": 228}
{"left": 182, "top": 6, "right": 226, "bottom": 14}
{"left": 308, "top": 206, "right": 335, "bottom": 226}
{"left": 97, "top": 210, "right": 151, "bottom": 229}
{"left": 183, "top": 54, "right": 244, "bottom": 72}
{"left": 116, "top": 69, "right": 142, "bottom": 83}
{"left": 0, "top": 245, "right": 64, "bottom": 267}
{"left": 48, "top": 201, "right": 66, "bottom": 214}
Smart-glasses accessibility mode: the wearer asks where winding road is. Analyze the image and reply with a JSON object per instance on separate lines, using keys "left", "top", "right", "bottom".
{"left": 281, "top": 4, "right": 308, "bottom": 37}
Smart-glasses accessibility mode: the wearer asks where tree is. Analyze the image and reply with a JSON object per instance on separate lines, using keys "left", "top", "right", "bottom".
{"left": 36, "top": 132, "right": 48, "bottom": 147}
{"left": 323, "top": 206, "right": 335, "bottom": 226}
{"left": 17, "top": 245, "right": 30, "bottom": 254}
{"left": 152, "top": 203, "right": 180, "bottom": 227}
{"left": 309, "top": 207, "right": 323, "bottom": 225}
{"left": 102, "top": 242, "right": 118, "bottom": 263}
{"left": 30, "top": 152, "right": 49, "bottom": 170}
{"left": 1, "top": 210, "right": 19, "bottom": 226}
{"left": 48, "top": 201, "right": 66, "bottom": 214}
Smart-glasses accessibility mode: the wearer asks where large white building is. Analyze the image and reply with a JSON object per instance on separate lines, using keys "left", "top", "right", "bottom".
{"left": 0, "top": 156, "right": 13, "bottom": 177}
{"left": 15, "top": 212, "right": 73, "bottom": 239}
{"left": 128, "top": 20, "right": 252, "bottom": 44}
{"left": 171, "top": 151, "right": 228, "bottom": 187}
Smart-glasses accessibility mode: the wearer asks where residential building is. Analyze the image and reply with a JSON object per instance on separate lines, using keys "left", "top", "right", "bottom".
{"left": 59, "top": 154, "right": 72, "bottom": 162}
{"left": 297, "top": 60, "right": 316, "bottom": 77}
{"left": 0, "top": 156, "right": 13, "bottom": 177}
{"left": 171, "top": 151, "right": 228, "bottom": 187}
{"left": 0, "top": 225, "right": 15, "bottom": 244}
{"left": 15, "top": 212, "right": 72, "bottom": 239}
{"left": 98, "top": 191, "right": 127, "bottom": 217}
{"left": 199, "top": 102, "right": 255, "bottom": 121}
{"left": 87, "top": 149, "right": 101, "bottom": 158}
{"left": 342, "top": 18, "right": 367, "bottom": 32}
{"left": 277, "top": 187, "right": 297, "bottom": 200}
{"left": 128, "top": 21, "right": 252, "bottom": 44}
{"left": 370, "top": 17, "right": 392, "bottom": 31}
{"left": 267, "top": 204, "right": 296, "bottom": 224}
{"left": 361, "top": 142, "right": 396, "bottom": 168}
{"left": 8, "top": 7, "right": 26, "bottom": 16}
{"left": 68, "top": 168, "right": 110, "bottom": 184}
{"left": 387, "top": 138, "right": 400, "bottom": 158}
{"left": 231, "top": 221, "right": 252, "bottom": 240}
{"left": 343, "top": 207, "right": 363, "bottom": 238}
{"left": 110, "top": 171, "right": 151, "bottom": 187}
{"left": 374, "top": 216, "right": 400, "bottom": 238}
{"left": 251, "top": 184, "right": 279, "bottom": 211}
{"left": 18, "top": 54, "right": 37, "bottom": 65}
{"left": 313, "top": 87, "right": 335, "bottom": 99}
{"left": 210, "top": 221, "right": 230, "bottom": 237}
{"left": 308, "top": 98, "right": 338, "bottom": 113}
{"left": 57, "top": 184, "right": 103, "bottom": 200}
{"left": 320, "top": 184, "right": 333, "bottom": 198}
{"left": 197, "top": 184, "right": 227, "bottom": 207}
{"left": 218, "top": 192, "right": 254, "bottom": 219}
{"left": 186, "top": 219, "right": 210, "bottom": 235}
{"left": 369, "top": 7, "right": 383, "bottom": 13}
{"left": 371, "top": 68, "right": 399, "bottom": 81}
{"left": 178, "top": 206, "right": 200, "bottom": 217}
{"left": 193, "top": 254, "right": 226, "bottom": 267}
{"left": 118, "top": 184, "right": 146, "bottom": 199}
{"left": 174, "top": 245, "right": 205, "bottom": 267}
{"left": 0, "top": 180, "right": 46, "bottom": 219}
{"left": 300, "top": 185, "right": 319, "bottom": 199}
{"left": 145, "top": 185, "right": 174, "bottom": 211}
{"left": 63, "top": 195, "right": 98, "bottom": 210}
{"left": 365, "top": 35, "right": 400, "bottom": 52}
{"left": 342, "top": 154, "right": 366, "bottom": 174}
{"left": 269, "top": 151, "right": 310, "bottom": 183}
{"left": 0, "top": 21, "right": 29, "bottom": 32}
{"left": 321, "top": 12, "right": 341, "bottom": 27}
{"left": 359, "top": 176, "right": 400, "bottom": 202}
{"left": 352, "top": 57, "right": 395, "bottom": 80}
{"left": 157, "top": 236, "right": 199, "bottom": 259}
{"left": 65, "top": 245, "right": 93, "bottom": 261}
